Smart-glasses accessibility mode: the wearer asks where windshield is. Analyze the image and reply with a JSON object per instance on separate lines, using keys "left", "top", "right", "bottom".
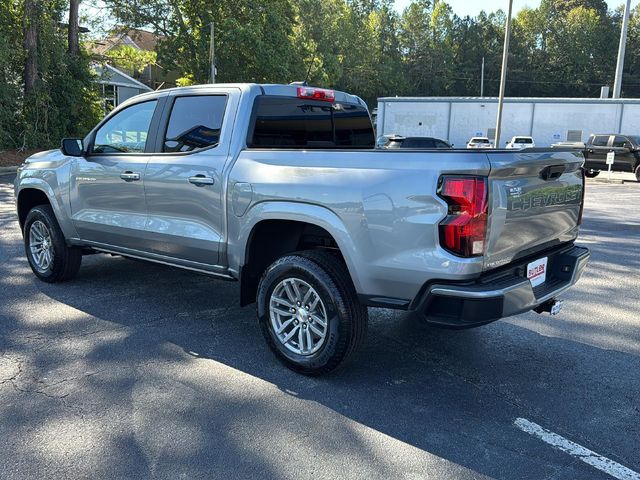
{"left": 515, "top": 138, "right": 533, "bottom": 144}
{"left": 472, "top": 138, "right": 489, "bottom": 143}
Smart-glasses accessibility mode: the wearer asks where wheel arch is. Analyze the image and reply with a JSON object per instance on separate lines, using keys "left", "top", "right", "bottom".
{"left": 17, "top": 187, "right": 55, "bottom": 230}
{"left": 234, "top": 202, "right": 363, "bottom": 307}
{"left": 16, "top": 180, "right": 78, "bottom": 240}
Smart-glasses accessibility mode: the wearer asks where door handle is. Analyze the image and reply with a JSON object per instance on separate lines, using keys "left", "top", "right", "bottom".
{"left": 120, "top": 171, "right": 140, "bottom": 181}
{"left": 188, "top": 175, "right": 214, "bottom": 186}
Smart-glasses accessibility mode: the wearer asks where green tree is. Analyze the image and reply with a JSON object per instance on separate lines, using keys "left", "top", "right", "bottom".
{"left": 624, "top": 5, "right": 640, "bottom": 97}
{"left": 0, "top": 0, "right": 102, "bottom": 149}
{"left": 106, "top": 45, "right": 157, "bottom": 76}
{"left": 104, "top": 0, "right": 305, "bottom": 84}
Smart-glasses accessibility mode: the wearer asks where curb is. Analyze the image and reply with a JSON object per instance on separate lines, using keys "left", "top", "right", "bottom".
{"left": 0, "top": 166, "right": 19, "bottom": 174}
{"left": 588, "top": 178, "right": 625, "bottom": 185}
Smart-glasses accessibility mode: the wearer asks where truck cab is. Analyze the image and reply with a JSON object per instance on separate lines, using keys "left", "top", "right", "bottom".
{"left": 583, "top": 134, "right": 640, "bottom": 180}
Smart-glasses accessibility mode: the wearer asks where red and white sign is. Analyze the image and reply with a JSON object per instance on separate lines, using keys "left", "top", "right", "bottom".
{"left": 527, "top": 257, "right": 548, "bottom": 287}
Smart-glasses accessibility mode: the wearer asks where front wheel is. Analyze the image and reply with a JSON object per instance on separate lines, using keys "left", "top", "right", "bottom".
{"left": 257, "top": 250, "right": 368, "bottom": 375}
{"left": 584, "top": 169, "right": 600, "bottom": 178}
{"left": 635, "top": 164, "right": 640, "bottom": 182}
{"left": 23, "top": 205, "right": 82, "bottom": 283}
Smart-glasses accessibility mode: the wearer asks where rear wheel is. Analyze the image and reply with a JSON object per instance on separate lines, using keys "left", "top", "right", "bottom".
{"left": 584, "top": 169, "right": 599, "bottom": 178}
{"left": 23, "top": 205, "right": 82, "bottom": 283}
{"left": 635, "top": 164, "right": 640, "bottom": 182}
{"left": 256, "top": 250, "right": 368, "bottom": 375}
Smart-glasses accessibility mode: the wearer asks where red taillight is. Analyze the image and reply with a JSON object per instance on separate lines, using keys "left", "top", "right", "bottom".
{"left": 297, "top": 86, "right": 335, "bottom": 102}
{"left": 438, "top": 176, "right": 488, "bottom": 257}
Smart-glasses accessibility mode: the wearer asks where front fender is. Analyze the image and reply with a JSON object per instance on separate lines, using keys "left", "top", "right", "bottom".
{"left": 16, "top": 175, "right": 78, "bottom": 241}
{"left": 229, "top": 200, "right": 365, "bottom": 293}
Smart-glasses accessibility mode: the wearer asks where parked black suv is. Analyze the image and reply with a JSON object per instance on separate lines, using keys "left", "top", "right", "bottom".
{"left": 583, "top": 134, "right": 640, "bottom": 181}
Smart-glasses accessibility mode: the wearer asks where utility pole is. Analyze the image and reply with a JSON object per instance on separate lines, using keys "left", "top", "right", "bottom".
{"left": 68, "top": 0, "right": 80, "bottom": 56}
{"left": 480, "top": 56, "right": 485, "bottom": 97}
{"left": 494, "top": 0, "right": 513, "bottom": 148}
{"left": 209, "top": 21, "right": 215, "bottom": 84}
{"left": 612, "top": 0, "right": 631, "bottom": 98}
{"left": 23, "top": 0, "right": 38, "bottom": 95}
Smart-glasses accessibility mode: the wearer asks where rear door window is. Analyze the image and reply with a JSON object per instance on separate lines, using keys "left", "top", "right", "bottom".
{"left": 612, "top": 135, "right": 629, "bottom": 147}
{"left": 249, "top": 96, "right": 374, "bottom": 148}
{"left": 163, "top": 95, "right": 227, "bottom": 153}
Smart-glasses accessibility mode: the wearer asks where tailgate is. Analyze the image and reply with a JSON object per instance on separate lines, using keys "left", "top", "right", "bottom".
{"left": 484, "top": 150, "right": 584, "bottom": 271}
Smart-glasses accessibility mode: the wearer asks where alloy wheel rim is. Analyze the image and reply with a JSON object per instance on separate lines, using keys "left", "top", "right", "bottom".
{"left": 29, "top": 220, "right": 54, "bottom": 273}
{"left": 269, "top": 277, "right": 328, "bottom": 356}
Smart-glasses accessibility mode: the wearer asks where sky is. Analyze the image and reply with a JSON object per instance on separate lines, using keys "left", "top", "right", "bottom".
{"left": 393, "top": 0, "right": 640, "bottom": 17}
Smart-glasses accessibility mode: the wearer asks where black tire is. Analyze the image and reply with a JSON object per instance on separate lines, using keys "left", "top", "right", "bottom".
{"left": 584, "top": 169, "right": 599, "bottom": 178}
{"left": 256, "top": 250, "right": 368, "bottom": 375}
{"left": 635, "top": 164, "right": 640, "bottom": 182}
{"left": 23, "top": 205, "right": 82, "bottom": 283}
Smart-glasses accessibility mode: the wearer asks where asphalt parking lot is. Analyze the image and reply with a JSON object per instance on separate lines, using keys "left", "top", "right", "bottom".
{"left": 0, "top": 172, "right": 639, "bottom": 480}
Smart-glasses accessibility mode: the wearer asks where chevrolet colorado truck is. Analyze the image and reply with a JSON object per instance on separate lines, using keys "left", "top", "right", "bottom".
{"left": 14, "top": 83, "right": 590, "bottom": 374}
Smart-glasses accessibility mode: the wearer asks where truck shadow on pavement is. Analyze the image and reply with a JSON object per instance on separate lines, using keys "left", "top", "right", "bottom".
{"left": 1, "top": 251, "right": 639, "bottom": 479}
{"left": 1, "top": 174, "right": 639, "bottom": 478}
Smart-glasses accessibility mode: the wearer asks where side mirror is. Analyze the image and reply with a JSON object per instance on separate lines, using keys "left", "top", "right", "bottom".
{"left": 61, "top": 138, "right": 84, "bottom": 157}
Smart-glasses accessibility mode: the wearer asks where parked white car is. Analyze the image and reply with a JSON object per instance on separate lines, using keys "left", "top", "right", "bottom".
{"left": 467, "top": 137, "right": 493, "bottom": 148}
{"left": 505, "top": 136, "right": 535, "bottom": 149}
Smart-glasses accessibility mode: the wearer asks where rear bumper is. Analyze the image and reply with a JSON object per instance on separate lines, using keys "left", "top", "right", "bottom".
{"left": 410, "top": 244, "right": 590, "bottom": 328}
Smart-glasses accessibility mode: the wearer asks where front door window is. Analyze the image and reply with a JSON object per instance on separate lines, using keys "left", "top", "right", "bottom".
{"left": 93, "top": 100, "right": 157, "bottom": 154}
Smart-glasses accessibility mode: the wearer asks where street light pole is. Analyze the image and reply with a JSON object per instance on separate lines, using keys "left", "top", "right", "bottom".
{"left": 480, "top": 56, "right": 485, "bottom": 97}
{"left": 494, "top": 0, "right": 514, "bottom": 148}
{"left": 612, "top": 0, "right": 631, "bottom": 98}
{"left": 209, "top": 21, "right": 216, "bottom": 84}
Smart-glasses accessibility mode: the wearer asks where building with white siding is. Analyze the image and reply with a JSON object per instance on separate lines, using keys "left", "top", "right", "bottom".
{"left": 376, "top": 97, "right": 640, "bottom": 147}
{"left": 93, "top": 63, "right": 153, "bottom": 114}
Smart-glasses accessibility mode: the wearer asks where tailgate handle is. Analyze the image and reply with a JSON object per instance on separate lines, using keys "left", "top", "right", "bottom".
{"left": 540, "top": 165, "right": 566, "bottom": 181}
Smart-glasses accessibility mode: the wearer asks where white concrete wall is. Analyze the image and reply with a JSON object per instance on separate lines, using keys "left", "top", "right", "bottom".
{"left": 621, "top": 104, "right": 640, "bottom": 133}
{"left": 378, "top": 99, "right": 640, "bottom": 147}
{"left": 381, "top": 101, "right": 450, "bottom": 139}
{"left": 448, "top": 102, "right": 533, "bottom": 148}
{"left": 531, "top": 103, "right": 621, "bottom": 145}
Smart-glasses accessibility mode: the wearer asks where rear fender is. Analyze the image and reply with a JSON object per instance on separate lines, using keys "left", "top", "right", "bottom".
{"left": 231, "top": 201, "right": 364, "bottom": 293}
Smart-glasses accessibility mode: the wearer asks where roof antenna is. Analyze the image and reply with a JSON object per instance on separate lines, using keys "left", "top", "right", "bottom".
{"left": 290, "top": 47, "right": 317, "bottom": 86}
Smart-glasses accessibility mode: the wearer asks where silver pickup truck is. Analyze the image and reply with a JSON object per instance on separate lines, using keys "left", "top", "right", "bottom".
{"left": 14, "top": 83, "right": 590, "bottom": 374}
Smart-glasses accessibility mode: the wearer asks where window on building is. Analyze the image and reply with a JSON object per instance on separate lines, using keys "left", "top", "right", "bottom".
{"left": 487, "top": 128, "right": 496, "bottom": 143}
{"left": 163, "top": 95, "right": 227, "bottom": 153}
{"left": 567, "top": 130, "right": 582, "bottom": 142}
{"left": 102, "top": 84, "right": 117, "bottom": 115}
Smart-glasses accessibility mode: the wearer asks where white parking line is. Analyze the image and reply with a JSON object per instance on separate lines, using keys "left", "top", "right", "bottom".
{"left": 515, "top": 418, "right": 640, "bottom": 480}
